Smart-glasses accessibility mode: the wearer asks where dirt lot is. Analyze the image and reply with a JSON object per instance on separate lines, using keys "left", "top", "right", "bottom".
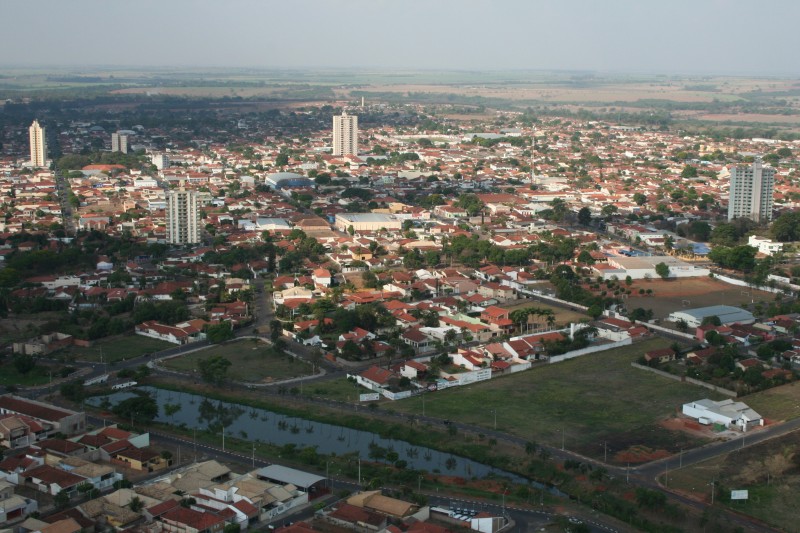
{"left": 619, "top": 277, "right": 775, "bottom": 319}
{"left": 501, "top": 298, "right": 588, "bottom": 327}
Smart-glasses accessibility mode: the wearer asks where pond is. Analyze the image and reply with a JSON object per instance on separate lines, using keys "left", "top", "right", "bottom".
{"left": 90, "top": 386, "right": 565, "bottom": 496}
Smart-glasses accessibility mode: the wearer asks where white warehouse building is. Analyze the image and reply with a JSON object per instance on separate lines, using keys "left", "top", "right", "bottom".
{"left": 682, "top": 399, "right": 763, "bottom": 432}
{"left": 596, "top": 255, "right": 709, "bottom": 281}
{"left": 334, "top": 213, "right": 403, "bottom": 233}
{"left": 668, "top": 305, "right": 755, "bottom": 328}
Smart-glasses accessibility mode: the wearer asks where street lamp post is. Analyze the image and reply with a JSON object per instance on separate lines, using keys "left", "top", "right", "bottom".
{"left": 489, "top": 409, "right": 497, "bottom": 430}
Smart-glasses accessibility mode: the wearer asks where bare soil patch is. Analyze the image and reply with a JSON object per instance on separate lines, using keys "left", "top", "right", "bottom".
{"left": 621, "top": 277, "right": 775, "bottom": 319}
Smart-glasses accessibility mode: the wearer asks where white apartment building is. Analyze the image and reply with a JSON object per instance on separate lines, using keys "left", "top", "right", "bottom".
{"left": 728, "top": 158, "right": 774, "bottom": 222}
{"left": 332, "top": 111, "right": 358, "bottom": 156}
{"left": 29, "top": 120, "right": 47, "bottom": 168}
{"left": 166, "top": 187, "right": 201, "bottom": 244}
{"left": 111, "top": 132, "right": 129, "bottom": 154}
{"left": 152, "top": 153, "right": 170, "bottom": 170}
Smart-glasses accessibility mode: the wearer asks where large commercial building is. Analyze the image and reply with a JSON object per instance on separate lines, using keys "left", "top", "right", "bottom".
{"left": 111, "top": 132, "right": 129, "bottom": 154}
{"left": 668, "top": 305, "right": 755, "bottom": 328}
{"left": 166, "top": 187, "right": 201, "bottom": 244}
{"left": 29, "top": 120, "right": 47, "bottom": 167}
{"left": 727, "top": 158, "right": 774, "bottom": 222}
{"left": 335, "top": 213, "right": 402, "bottom": 233}
{"left": 332, "top": 111, "right": 358, "bottom": 156}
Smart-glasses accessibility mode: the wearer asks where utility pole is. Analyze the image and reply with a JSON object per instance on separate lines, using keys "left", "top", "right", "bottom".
{"left": 222, "top": 426, "right": 225, "bottom": 452}
{"left": 252, "top": 443, "right": 255, "bottom": 469}
{"left": 561, "top": 428, "right": 565, "bottom": 451}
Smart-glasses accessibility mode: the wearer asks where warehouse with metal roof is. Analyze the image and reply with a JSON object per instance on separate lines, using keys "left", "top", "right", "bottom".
{"left": 667, "top": 305, "right": 755, "bottom": 328}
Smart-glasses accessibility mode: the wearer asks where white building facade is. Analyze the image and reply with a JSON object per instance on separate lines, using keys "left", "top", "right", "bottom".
{"left": 166, "top": 187, "right": 201, "bottom": 244}
{"left": 332, "top": 112, "right": 358, "bottom": 156}
{"left": 29, "top": 120, "right": 47, "bottom": 167}
{"left": 728, "top": 159, "right": 774, "bottom": 222}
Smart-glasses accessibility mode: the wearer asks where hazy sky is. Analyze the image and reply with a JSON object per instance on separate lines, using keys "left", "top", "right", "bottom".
{"left": 3, "top": 0, "right": 799, "bottom": 75}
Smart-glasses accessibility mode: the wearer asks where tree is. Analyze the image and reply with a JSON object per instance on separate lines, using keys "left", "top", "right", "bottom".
{"left": 633, "top": 192, "right": 647, "bottom": 206}
{"left": 206, "top": 322, "right": 234, "bottom": 344}
{"left": 771, "top": 211, "right": 800, "bottom": 242}
{"left": 13, "top": 354, "right": 36, "bottom": 374}
{"left": 708, "top": 245, "right": 757, "bottom": 272}
{"left": 577, "top": 249, "right": 594, "bottom": 265}
{"left": 129, "top": 496, "right": 144, "bottom": 513}
{"left": 270, "top": 319, "right": 283, "bottom": 342}
{"left": 198, "top": 356, "right": 232, "bottom": 386}
{"left": 654, "top": 262, "right": 670, "bottom": 280}
{"left": 275, "top": 152, "right": 289, "bottom": 167}
{"left": 680, "top": 164, "right": 698, "bottom": 179}
{"left": 701, "top": 315, "right": 722, "bottom": 327}
{"left": 577, "top": 206, "right": 592, "bottom": 226}
{"left": 54, "top": 490, "right": 70, "bottom": 509}
{"left": 112, "top": 395, "right": 158, "bottom": 425}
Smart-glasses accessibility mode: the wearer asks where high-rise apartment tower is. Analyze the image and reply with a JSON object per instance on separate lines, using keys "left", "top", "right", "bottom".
{"left": 332, "top": 111, "right": 358, "bottom": 156}
{"left": 167, "top": 186, "right": 201, "bottom": 244}
{"left": 111, "top": 132, "right": 128, "bottom": 154}
{"left": 29, "top": 120, "right": 47, "bottom": 167}
{"left": 727, "top": 158, "right": 774, "bottom": 222}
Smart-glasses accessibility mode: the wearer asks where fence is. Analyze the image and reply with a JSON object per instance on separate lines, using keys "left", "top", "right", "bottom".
{"left": 548, "top": 337, "right": 632, "bottom": 364}
{"left": 515, "top": 287, "right": 589, "bottom": 311}
{"left": 714, "top": 273, "right": 790, "bottom": 296}
{"left": 631, "top": 362, "right": 737, "bottom": 397}
{"left": 645, "top": 321, "right": 696, "bottom": 340}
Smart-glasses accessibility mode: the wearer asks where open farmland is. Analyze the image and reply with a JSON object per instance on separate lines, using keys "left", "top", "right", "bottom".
{"left": 382, "top": 338, "right": 714, "bottom": 463}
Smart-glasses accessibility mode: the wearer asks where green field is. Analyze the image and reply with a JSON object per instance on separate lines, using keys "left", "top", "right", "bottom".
{"left": 65, "top": 335, "right": 172, "bottom": 363}
{"left": 0, "top": 361, "right": 59, "bottom": 387}
{"left": 161, "top": 339, "right": 313, "bottom": 383}
{"left": 380, "top": 338, "right": 715, "bottom": 462}
{"left": 741, "top": 380, "right": 800, "bottom": 422}
{"left": 302, "top": 378, "right": 370, "bottom": 403}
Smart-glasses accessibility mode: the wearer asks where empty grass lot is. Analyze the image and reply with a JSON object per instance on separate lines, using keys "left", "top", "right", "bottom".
{"left": 0, "top": 362, "right": 53, "bottom": 387}
{"left": 741, "top": 380, "right": 800, "bottom": 422}
{"left": 161, "top": 339, "right": 313, "bottom": 383}
{"left": 382, "top": 338, "right": 716, "bottom": 462}
{"left": 66, "top": 335, "right": 172, "bottom": 363}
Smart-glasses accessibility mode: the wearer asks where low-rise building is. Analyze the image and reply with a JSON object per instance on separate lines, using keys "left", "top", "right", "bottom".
{"left": 682, "top": 399, "right": 763, "bottom": 432}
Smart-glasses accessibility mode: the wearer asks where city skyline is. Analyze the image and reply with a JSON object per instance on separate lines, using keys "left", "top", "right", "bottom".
{"left": 2, "top": 0, "right": 799, "bottom": 75}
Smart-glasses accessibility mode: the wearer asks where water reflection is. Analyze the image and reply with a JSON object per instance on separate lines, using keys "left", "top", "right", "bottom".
{"left": 90, "top": 386, "right": 560, "bottom": 494}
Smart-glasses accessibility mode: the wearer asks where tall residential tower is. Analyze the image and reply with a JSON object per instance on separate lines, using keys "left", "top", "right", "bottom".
{"left": 332, "top": 111, "right": 358, "bottom": 156}
{"left": 29, "top": 120, "right": 47, "bottom": 167}
{"left": 727, "top": 158, "right": 774, "bottom": 222}
{"left": 111, "top": 132, "right": 128, "bottom": 154}
{"left": 167, "top": 186, "right": 201, "bottom": 244}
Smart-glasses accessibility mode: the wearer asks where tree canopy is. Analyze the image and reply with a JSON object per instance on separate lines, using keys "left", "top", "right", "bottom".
{"left": 198, "top": 356, "right": 232, "bottom": 386}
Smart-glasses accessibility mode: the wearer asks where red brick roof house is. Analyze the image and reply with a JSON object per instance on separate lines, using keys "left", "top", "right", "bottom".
{"left": 401, "top": 328, "right": 434, "bottom": 352}
{"left": 24, "top": 464, "right": 86, "bottom": 496}
{"left": 158, "top": 506, "right": 225, "bottom": 533}
{"left": 644, "top": 348, "right": 676, "bottom": 364}
{"left": 135, "top": 320, "right": 207, "bottom": 345}
{"left": 357, "top": 366, "right": 396, "bottom": 390}
{"left": 735, "top": 358, "right": 763, "bottom": 372}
